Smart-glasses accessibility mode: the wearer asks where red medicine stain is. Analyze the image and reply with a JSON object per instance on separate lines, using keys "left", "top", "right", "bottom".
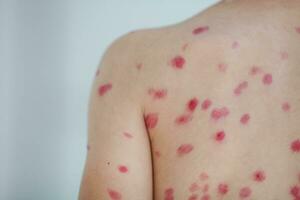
{"left": 218, "top": 183, "right": 229, "bottom": 195}
{"left": 234, "top": 81, "right": 248, "bottom": 96}
{"left": 211, "top": 107, "right": 230, "bottom": 121}
{"left": 218, "top": 63, "right": 228, "bottom": 72}
{"left": 107, "top": 188, "right": 122, "bottom": 200}
{"left": 282, "top": 102, "right": 291, "bottom": 112}
{"left": 262, "top": 73, "right": 273, "bottom": 85}
{"left": 123, "top": 132, "right": 133, "bottom": 139}
{"left": 164, "top": 187, "right": 174, "bottom": 200}
{"left": 253, "top": 170, "right": 266, "bottom": 182}
{"left": 188, "top": 194, "right": 198, "bottom": 200}
{"left": 175, "top": 114, "right": 193, "bottom": 125}
{"left": 189, "top": 182, "right": 201, "bottom": 192}
{"left": 239, "top": 187, "right": 252, "bottom": 198}
{"left": 290, "top": 185, "right": 300, "bottom": 199}
{"left": 145, "top": 113, "right": 159, "bottom": 129}
{"left": 215, "top": 130, "right": 226, "bottom": 142}
{"left": 148, "top": 88, "right": 168, "bottom": 99}
{"left": 177, "top": 144, "right": 194, "bottom": 156}
{"left": 171, "top": 55, "right": 185, "bottom": 69}
{"left": 193, "top": 26, "right": 210, "bottom": 35}
{"left": 291, "top": 139, "right": 300, "bottom": 153}
{"left": 202, "top": 99, "right": 212, "bottom": 110}
{"left": 118, "top": 165, "right": 128, "bottom": 173}
{"left": 296, "top": 27, "right": 300, "bottom": 34}
{"left": 187, "top": 97, "right": 199, "bottom": 112}
{"left": 98, "top": 83, "right": 112, "bottom": 96}
{"left": 249, "top": 66, "right": 263, "bottom": 76}
{"left": 201, "top": 194, "right": 211, "bottom": 200}
{"left": 240, "top": 113, "right": 250, "bottom": 125}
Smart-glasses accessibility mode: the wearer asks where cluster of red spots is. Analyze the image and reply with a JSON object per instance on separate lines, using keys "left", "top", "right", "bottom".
{"left": 200, "top": 194, "right": 211, "bottom": 200}
{"left": 98, "top": 83, "right": 113, "bottom": 96}
{"left": 218, "top": 63, "right": 228, "bottom": 73}
{"left": 240, "top": 113, "right": 250, "bottom": 125}
{"left": 291, "top": 139, "right": 300, "bottom": 153}
{"left": 290, "top": 185, "right": 300, "bottom": 199}
{"left": 164, "top": 187, "right": 174, "bottom": 200}
{"left": 136, "top": 63, "right": 143, "bottom": 70}
{"left": 118, "top": 165, "right": 128, "bottom": 173}
{"left": 145, "top": 113, "right": 159, "bottom": 129}
{"left": 296, "top": 27, "right": 300, "bottom": 34}
{"left": 188, "top": 194, "right": 199, "bottom": 200}
{"left": 234, "top": 81, "right": 249, "bottom": 96}
{"left": 107, "top": 188, "right": 122, "bottom": 200}
{"left": 192, "top": 26, "right": 210, "bottom": 35}
{"left": 175, "top": 114, "right": 193, "bottom": 125}
{"left": 201, "top": 99, "right": 212, "bottom": 111}
{"left": 187, "top": 97, "right": 199, "bottom": 112}
{"left": 282, "top": 102, "right": 291, "bottom": 112}
{"left": 218, "top": 183, "right": 229, "bottom": 195}
{"left": 239, "top": 186, "right": 252, "bottom": 198}
{"left": 148, "top": 88, "right": 168, "bottom": 99}
{"left": 232, "top": 41, "right": 240, "bottom": 49}
{"left": 171, "top": 55, "right": 186, "bottom": 69}
{"left": 253, "top": 170, "right": 266, "bottom": 182}
{"left": 214, "top": 130, "right": 226, "bottom": 142}
{"left": 123, "top": 132, "right": 133, "bottom": 139}
{"left": 249, "top": 66, "right": 263, "bottom": 76}
{"left": 189, "top": 182, "right": 201, "bottom": 193}
{"left": 211, "top": 107, "right": 230, "bottom": 121}
{"left": 280, "top": 51, "right": 289, "bottom": 60}
{"left": 262, "top": 73, "right": 273, "bottom": 85}
{"left": 199, "top": 172, "right": 209, "bottom": 181}
{"left": 177, "top": 143, "right": 194, "bottom": 156}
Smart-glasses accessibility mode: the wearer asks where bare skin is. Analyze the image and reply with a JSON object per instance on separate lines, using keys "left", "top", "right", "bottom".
{"left": 79, "top": 0, "right": 300, "bottom": 199}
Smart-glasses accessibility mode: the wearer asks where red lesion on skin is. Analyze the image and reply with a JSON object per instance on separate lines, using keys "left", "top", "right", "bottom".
{"left": 189, "top": 182, "right": 201, "bottom": 193}
{"left": 170, "top": 55, "right": 186, "bottom": 69}
{"left": 253, "top": 170, "right": 266, "bottom": 182}
{"left": 249, "top": 66, "right": 263, "bottom": 76}
{"left": 177, "top": 144, "right": 194, "bottom": 156}
{"left": 118, "top": 165, "right": 128, "bottom": 173}
{"left": 240, "top": 113, "right": 250, "bottom": 125}
{"left": 291, "top": 139, "right": 300, "bottom": 153}
{"left": 296, "top": 27, "right": 300, "bottom": 34}
{"left": 211, "top": 107, "right": 230, "bottom": 121}
{"left": 123, "top": 132, "right": 133, "bottom": 139}
{"left": 262, "top": 73, "right": 273, "bottom": 85}
{"left": 145, "top": 113, "right": 159, "bottom": 129}
{"left": 148, "top": 88, "right": 168, "bottom": 100}
{"left": 218, "top": 63, "right": 228, "bottom": 73}
{"left": 175, "top": 113, "right": 193, "bottom": 125}
{"left": 214, "top": 130, "right": 226, "bottom": 142}
{"left": 136, "top": 63, "right": 143, "bottom": 70}
{"left": 187, "top": 97, "right": 199, "bottom": 112}
{"left": 164, "top": 187, "right": 174, "bottom": 200}
{"left": 199, "top": 172, "right": 209, "bottom": 181}
{"left": 201, "top": 194, "right": 211, "bottom": 200}
{"left": 234, "top": 81, "right": 248, "bottom": 96}
{"left": 107, "top": 188, "right": 122, "bottom": 200}
{"left": 290, "top": 185, "right": 300, "bottom": 199}
{"left": 218, "top": 183, "right": 229, "bottom": 195}
{"left": 239, "top": 186, "right": 252, "bottom": 198}
{"left": 98, "top": 83, "right": 113, "bottom": 96}
{"left": 192, "top": 26, "right": 210, "bottom": 35}
{"left": 282, "top": 102, "right": 291, "bottom": 112}
{"left": 188, "top": 194, "right": 198, "bottom": 200}
{"left": 201, "top": 99, "right": 212, "bottom": 111}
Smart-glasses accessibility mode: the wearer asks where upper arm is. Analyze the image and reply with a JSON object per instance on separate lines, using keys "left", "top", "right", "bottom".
{"left": 79, "top": 33, "right": 153, "bottom": 200}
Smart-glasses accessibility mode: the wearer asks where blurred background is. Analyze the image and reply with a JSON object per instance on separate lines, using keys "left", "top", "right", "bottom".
{"left": 1, "top": 0, "right": 219, "bottom": 199}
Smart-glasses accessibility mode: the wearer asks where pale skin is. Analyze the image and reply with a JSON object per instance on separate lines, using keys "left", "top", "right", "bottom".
{"left": 79, "top": 0, "right": 300, "bottom": 199}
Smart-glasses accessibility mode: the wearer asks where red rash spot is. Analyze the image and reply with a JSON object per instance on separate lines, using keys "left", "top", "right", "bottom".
{"left": 201, "top": 99, "right": 212, "bottom": 110}
{"left": 148, "top": 88, "right": 167, "bottom": 99}
{"left": 188, "top": 194, "right": 198, "bottom": 200}
{"left": 118, "top": 165, "right": 128, "bottom": 173}
{"left": 290, "top": 185, "right": 300, "bottom": 199}
{"left": 193, "top": 26, "right": 209, "bottom": 35}
{"left": 175, "top": 114, "right": 193, "bottom": 125}
{"left": 145, "top": 113, "right": 158, "bottom": 129}
{"left": 249, "top": 66, "right": 263, "bottom": 76}
{"left": 177, "top": 144, "right": 194, "bottom": 156}
{"left": 291, "top": 139, "right": 300, "bottom": 153}
{"left": 202, "top": 184, "right": 209, "bottom": 193}
{"left": 262, "top": 73, "right": 273, "bottom": 85}
{"left": 282, "top": 102, "right": 291, "bottom": 112}
{"left": 211, "top": 107, "right": 230, "bottom": 121}
{"left": 199, "top": 172, "right": 209, "bottom": 181}
{"left": 239, "top": 187, "right": 252, "bottom": 198}
{"left": 123, "top": 132, "right": 133, "bottom": 138}
{"left": 201, "top": 194, "right": 211, "bottom": 200}
{"left": 164, "top": 188, "right": 174, "bottom": 200}
{"left": 234, "top": 81, "right": 248, "bottom": 96}
{"left": 187, "top": 98, "right": 199, "bottom": 112}
{"left": 218, "top": 183, "right": 229, "bottom": 195}
{"left": 107, "top": 189, "right": 122, "bottom": 200}
{"left": 98, "top": 83, "right": 112, "bottom": 96}
{"left": 218, "top": 63, "right": 228, "bottom": 72}
{"left": 189, "top": 182, "right": 201, "bottom": 192}
{"left": 171, "top": 55, "right": 185, "bottom": 69}
{"left": 215, "top": 130, "right": 226, "bottom": 142}
{"left": 253, "top": 170, "right": 266, "bottom": 182}
{"left": 296, "top": 27, "right": 300, "bottom": 34}
{"left": 232, "top": 41, "right": 240, "bottom": 49}
{"left": 240, "top": 113, "right": 250, "bottom": 125}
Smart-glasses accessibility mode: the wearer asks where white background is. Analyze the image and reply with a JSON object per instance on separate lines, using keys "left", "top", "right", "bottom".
{"left": 1, "top": 0, "right": 219, "bottom": 199}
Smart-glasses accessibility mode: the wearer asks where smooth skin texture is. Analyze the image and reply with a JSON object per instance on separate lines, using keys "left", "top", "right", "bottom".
{"left": 79, "top": 0, "right": 300, "bottom": 199}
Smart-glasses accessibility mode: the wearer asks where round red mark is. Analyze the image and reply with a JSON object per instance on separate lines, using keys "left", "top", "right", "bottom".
{"left": 171, "top": 55, "right": 185, "bottom": 69}
{"left": 192, "top": 26, "right": 209, "bottom": 35}
{"left": 239, "top": 187, "right": 252, "bottom": 198}
{"left": 234, "top": 81, "right": 248, "bottom": 96}
{"left": 148, "top": 88, "right": 167, "bottom": 99}
{"left": 253, "top": 170, "right": 266, "bottom": 182}
{"left": 201, "top": 99, "right": 212, "bottom": 110}
{"left": 290, "top": 185, "right": 300, "bottom": 198}
{"left": 164, "top": 187, "right": 174, "bottom": 200}
{"left": 215, "top": 130, "right": 226, "bottom": 142}
{"left": 175, "top": 114, "right": 193, "bottom": 125}
{"left": 107, "top": 188, "right": 122, "bottom": 200}
{"left": 291, "top": 139, "right": 300, "bottom": 153}
{"left": 98, "top": 83, "right": 112, "bottom": 96}
{"left": 136, "top": 63, "right": 143, "bottom": 70}
{"left": 189, "top": 182, "right": 200, "bottom": 192}
{"left": 177, "top": 144, "right": 194, "bottom": 156}
{"left": 262, "top": 73, "right": 273, "bottom": 85}
{"left": 145, "top": 113, "right": 159, "bottom": 129}
{"left": 211, "top": 107, "right": 230, "bottom": 121}
{"left": 187, "top": 97, "right": 199, "bottom": 112}
{"left": 123, "top": 132, "right": 133, "bottom": 139}
{"left": 118, "top": 165, "right": 128, "bottom": 173}
{"left": 240, "top": 113, "right": 250, "bottom": 125}
{"left": 218, "top": 63, "right": 228, "bottom": 72}
{"left": 199, "top": 172, "right": 209, "bottom": 181}
{"left": 249, "top": 66, "right": 262, "bottom": 76}
{"left": 282, "top": 102, "right": 291, "bottom": 112}
{"left": 218, "top": 183, "right": 229, "bottom": 195}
